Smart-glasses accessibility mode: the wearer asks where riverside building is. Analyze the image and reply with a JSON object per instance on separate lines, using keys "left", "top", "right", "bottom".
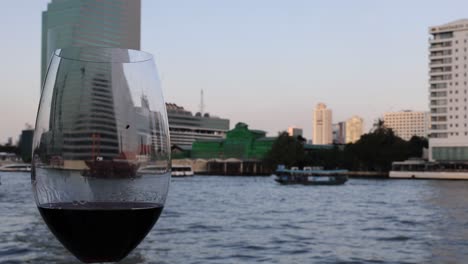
{"left": 428, "top": 19, "right": 468, "bottom": 161}
{"left": 41, "top": 0, "right": 141, "bottom": 89}
{"left": 313, "top": 103, "right": 333, "bottom": 145}
{"left": 166, "top": 103, "right": 230, "bottom": 147}
{"left": 383, "top": 111, "right": 429, "bottom": 141}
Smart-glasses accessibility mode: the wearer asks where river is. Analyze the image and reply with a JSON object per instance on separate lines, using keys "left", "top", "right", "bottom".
{"left": 1, "top": 172, "right": 468, "bottom": 263}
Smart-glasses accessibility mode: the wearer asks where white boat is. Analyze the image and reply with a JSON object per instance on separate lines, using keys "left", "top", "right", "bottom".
{"left": 0, "top": 163, "right": 31, "bottom": 172}
{"left": 171, "top": 165, "right": 194, "bottom": 177}
{"left": 138, "top": 165, "right": 168, "bottom": 174}
{"left": 390, "top": 160, "right": 468, "bottom": 180}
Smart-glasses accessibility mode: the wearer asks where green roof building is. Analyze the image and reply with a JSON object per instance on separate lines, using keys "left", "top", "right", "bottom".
{"left": 191, "top": 123, "right": 275, "bottom": 160}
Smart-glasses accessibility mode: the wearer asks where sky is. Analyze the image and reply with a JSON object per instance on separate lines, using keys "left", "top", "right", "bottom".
{"left": 1, "top": 0, "right": 468, "bottom": 143}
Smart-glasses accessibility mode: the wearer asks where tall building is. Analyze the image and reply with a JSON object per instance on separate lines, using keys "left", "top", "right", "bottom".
{"left": 332, "top": 122, "right": 346, "bottom": 144}
{"left": 345, "top": 116, "right": 364, "bottom": 143}
{"left": 383, "top": 111, "right": 429, "bottom": 141}
{"left": 166, "top": 103, "right": 230, "bottom": 147}
{"left": 313, "top": 103, "right": 332, "bottom": 145}
{"left": 429, "top": 19, "right": 468, "bottom": 161}
{"left": 287, "top": 127, "right": 303, "bottom": 138}
{"left": 41, "top": 0, "right": 141, "bottom": 88}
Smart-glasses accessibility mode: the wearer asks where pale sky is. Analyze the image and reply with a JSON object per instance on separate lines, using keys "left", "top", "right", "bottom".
{"left": 1, "top": 0, "right": 468, "bottom": 143}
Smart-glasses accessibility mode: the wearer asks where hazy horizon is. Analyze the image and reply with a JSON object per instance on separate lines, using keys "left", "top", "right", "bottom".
{"left": 1, "top": 0, "right": 468, "bottom": 143}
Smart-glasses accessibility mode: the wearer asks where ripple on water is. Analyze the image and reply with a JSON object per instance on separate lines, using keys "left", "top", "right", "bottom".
{"left": 375, "top": 235, "right": 412, "bottom": 242}
{"left": 0, "top": 174, "right": 463, "bottom": 263}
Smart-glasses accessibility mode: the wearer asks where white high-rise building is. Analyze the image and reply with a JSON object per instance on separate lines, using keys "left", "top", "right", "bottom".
{"left": 287, "top": 127, "right": 303, "bottom": 138}
{"left": 345, "top": 116, "right": 364, "bottom": 143}
{"left": 313, "top": 103, "right": 332, "bottom": 145}
{"left": 383, "top": 111, "right": 429, "bottom": 141}
{"left": 428, "top": 19, "right": 468, "bottom": 161}
{"left": 41, "top": 0, "right": 141, "bottom": 89}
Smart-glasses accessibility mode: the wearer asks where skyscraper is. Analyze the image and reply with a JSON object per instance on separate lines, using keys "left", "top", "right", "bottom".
{"left": 332, "top": 122, "right": 346, "bottom": 144}
{"left": 313, "top": 103, "right": 332, "bottom": 145}
{"left": 345, "top": 116, "right": 364, "bottom": 143}
{"left": 428, "top": 19, "right": 468, "bottom": 161}
{"left": 41, "top": 0, "right": 141, "bottom": 88}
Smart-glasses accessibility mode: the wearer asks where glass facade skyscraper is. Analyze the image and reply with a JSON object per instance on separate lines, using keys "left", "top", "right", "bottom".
{"left": 41, "top": 0, "right": 141, "bottom": 89}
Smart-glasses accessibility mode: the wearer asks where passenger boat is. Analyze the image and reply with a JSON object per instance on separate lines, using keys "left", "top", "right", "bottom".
{"left": 274, "top": 165, "right": 348, "bottom": 185}
{"left": 0, "top": 163, "right": 31, "bottom": 172}
{"left": 171, "top": 165, "right": 194, "bottom": 177}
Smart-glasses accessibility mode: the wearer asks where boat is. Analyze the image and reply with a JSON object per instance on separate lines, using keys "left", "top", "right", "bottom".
{"left": 138, "top": 165, "right": 168, "bottom": 175}
{"left": 0, "top": 163, "right": 31, "bottom": 172}
{"left": 171, "top": 165, "right": 194, "bottom": 177}
{"left": 84, "top": 155, "right": 139, "bottom": 178}
{"left": 390, "top": 159, "right": 468, "bottom": 180}
{"left": 273, "top": 165, "right": 348, "bottom": 185}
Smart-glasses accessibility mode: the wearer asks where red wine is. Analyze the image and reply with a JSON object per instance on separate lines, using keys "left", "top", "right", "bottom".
{"left": 38, "top": 202, "right": 163, "bottom": 263}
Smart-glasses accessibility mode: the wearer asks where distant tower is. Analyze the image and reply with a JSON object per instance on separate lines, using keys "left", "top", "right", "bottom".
{"left": 41, "top": 0, "right": 141, "bottom": 91}
{"left": 332, "top": 122, "right": 346, "bottom": 144}
{"left": 287, "top": 127, "right": 303, "bottom": 137}
{"left": 199, "top": 89, "right": 205, "bottom": 115}
{"left": 313, "top": 103, "right": 333, "bottom": 145}
{"left": 345, "top": 116, "right": 364, "bottom": 143}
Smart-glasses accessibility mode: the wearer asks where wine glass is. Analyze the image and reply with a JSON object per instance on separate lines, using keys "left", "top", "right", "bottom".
{"left": 32, "top": 47, "right": 171, "bottom": 263}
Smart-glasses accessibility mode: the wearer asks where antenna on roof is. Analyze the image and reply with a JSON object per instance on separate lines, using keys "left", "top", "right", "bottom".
{"left": 199, "top": 89, "right": 205, "bottom": 115}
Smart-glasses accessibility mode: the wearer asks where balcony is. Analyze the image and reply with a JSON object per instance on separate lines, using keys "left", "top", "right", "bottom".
{"left": 431, "top": 107, "right": 447, "bottom": 114}
{"left": 430, "top": 58, "right": 452, "bottom": 65}
{"left": 431, "top": 124, "right": 448, "bottom": 130}
{"left": 430, "top": 83, "right": 447, "bottom": 89}
{"left": 430, "top": 99, "right": 447, "bottom": 106}
{"left": 430, "top": 74, "right": 452, "bottom": 81}
{"left": 429, "top": 32, "right": 453, "bottom": 42}
{"left": 430, "top": 50, "right": 452, "bottom": 58}
{"left": 431, "top": 116, "right": 447, "bottom": 122}
{"left": 430, "top": 91, "right": 447, "bottom": 97}
{"left": 430, "top": 67, "right": 452, "bottom": 75}
{"left": 430, "top": 41, "right": 452, "bottom": 49}
{"left": 430, "top": 133, "right": 448, "bottom": 138}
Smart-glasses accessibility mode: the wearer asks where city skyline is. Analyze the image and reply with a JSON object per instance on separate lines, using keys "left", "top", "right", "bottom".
{"left": 2, "top": 1, "right": 468, "bottom": 143}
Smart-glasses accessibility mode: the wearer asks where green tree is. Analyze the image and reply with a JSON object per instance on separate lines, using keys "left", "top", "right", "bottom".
{"left": 408, "top": 136, "right": 428, "bottom": 158}
{"left": 344, "top": 119, "right": 411, "bottom": 171}
{"left": 264, "top": 132, "right": 304, "bottom": 170}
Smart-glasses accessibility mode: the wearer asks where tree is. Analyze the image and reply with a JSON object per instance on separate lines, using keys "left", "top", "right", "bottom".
{"left": 264, "top": 132, "right": 305, "bottom": 170}
{"left": 344, "top": 120, "right": 412, "bottom": 171}
{"left": 408, "top": 136, "right": 428, "bottom": 158}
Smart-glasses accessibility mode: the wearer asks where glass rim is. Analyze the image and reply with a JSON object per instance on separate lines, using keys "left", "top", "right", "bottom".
{"left": 53, "top": 47, "right": 154, "bottom": 63}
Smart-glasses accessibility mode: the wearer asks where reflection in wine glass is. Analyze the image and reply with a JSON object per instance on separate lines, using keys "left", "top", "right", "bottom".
{"left": 32, "top": 48, "right": 171, "bottom": 263}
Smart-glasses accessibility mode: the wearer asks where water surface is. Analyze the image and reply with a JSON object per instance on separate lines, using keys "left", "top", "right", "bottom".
{"left": 1, "top": 173, "right": 468, "bottom": 263}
